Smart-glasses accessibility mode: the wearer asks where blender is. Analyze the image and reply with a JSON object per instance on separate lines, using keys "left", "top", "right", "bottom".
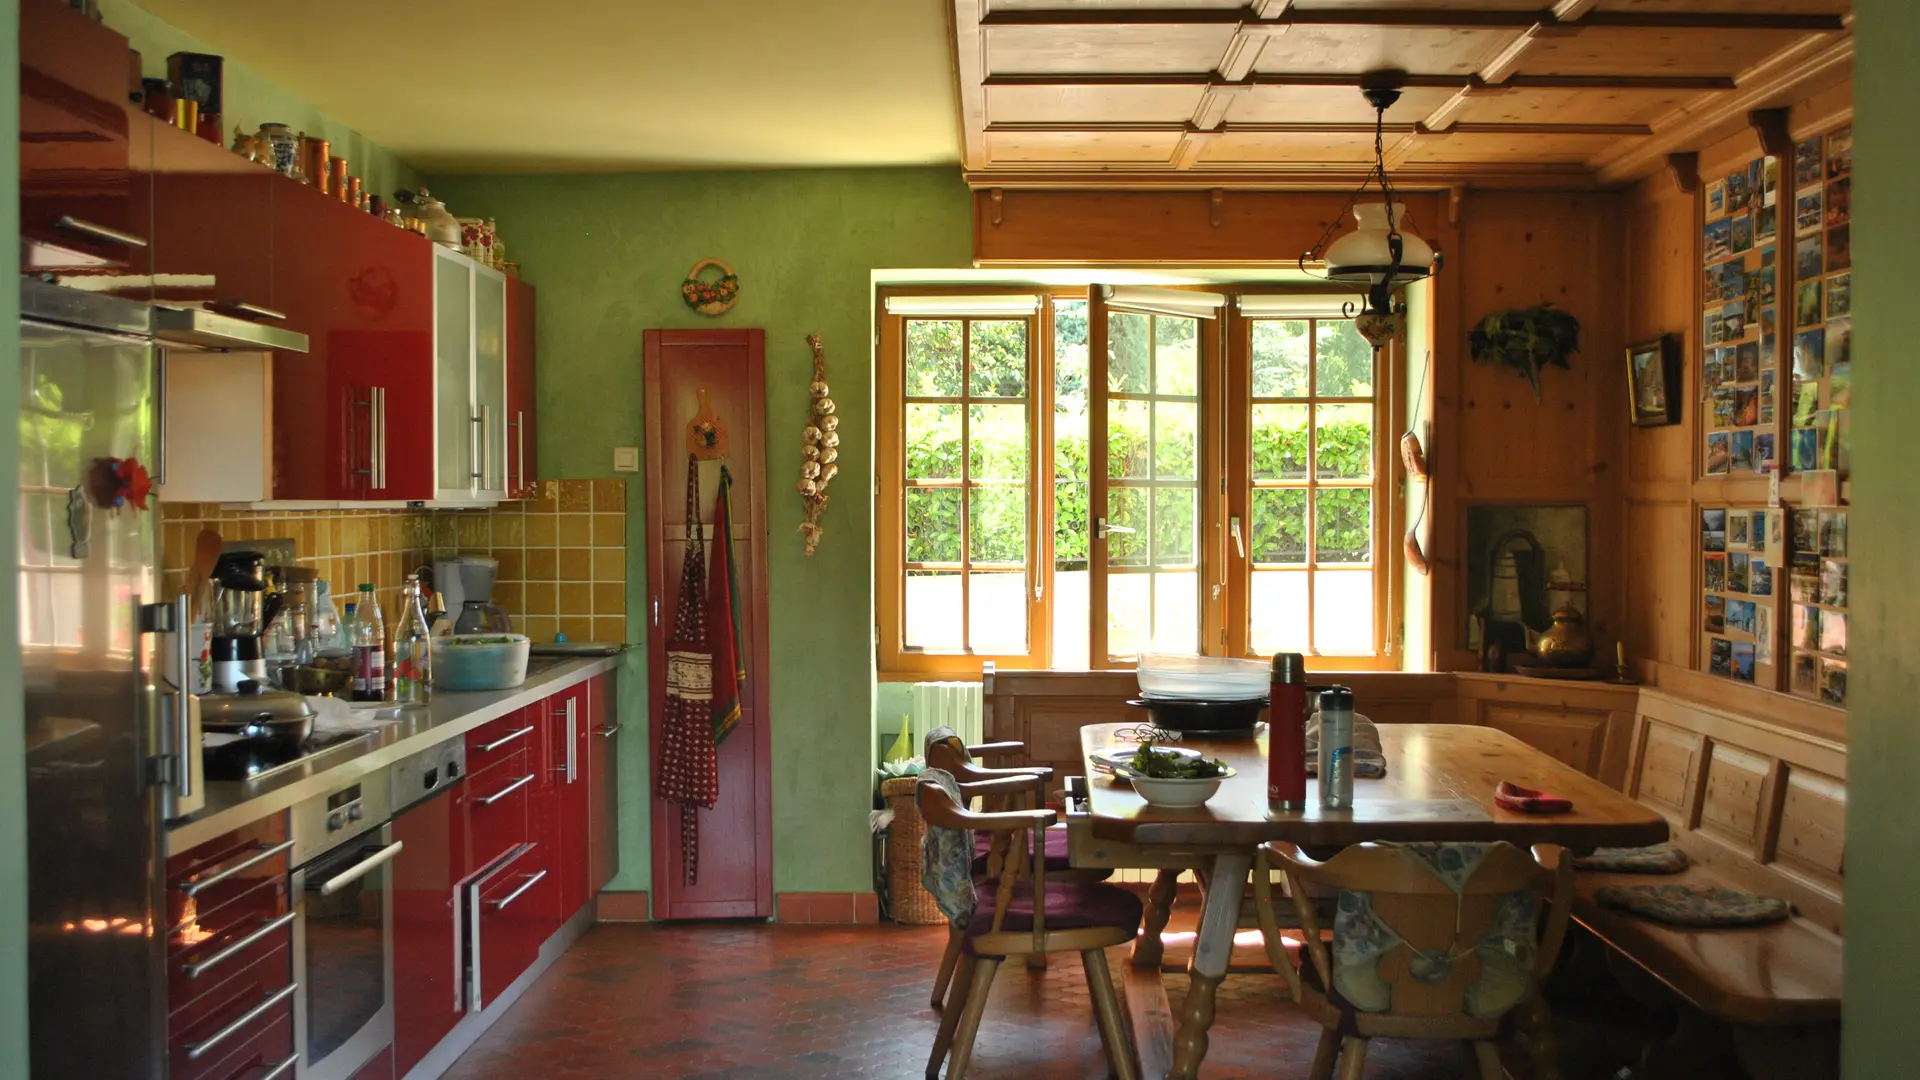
{"left": 206, "top": 550, "right": 281, "bottom": 692}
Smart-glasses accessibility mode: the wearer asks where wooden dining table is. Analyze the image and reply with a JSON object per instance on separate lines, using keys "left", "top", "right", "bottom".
{"left": 1075, "top": 721, "right": 1671, "bottom": 1080}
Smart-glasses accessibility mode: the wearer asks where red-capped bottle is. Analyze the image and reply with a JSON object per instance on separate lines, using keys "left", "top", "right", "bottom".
{"left": 1268, "top": 652, "right": 1309, "bottom": 808}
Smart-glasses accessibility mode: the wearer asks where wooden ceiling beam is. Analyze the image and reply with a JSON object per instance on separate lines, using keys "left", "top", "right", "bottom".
{"left": 977, "top": 6, "right": 1844, "bottom": 32}
{"left": 984, "top": 120, "right": 1654, "bottom": 136}
{"left": 982, "top": 72, "right": 1737, "bottom": 91}
{"left": 960, "top": 164, "right": 1599, "bottom": 192}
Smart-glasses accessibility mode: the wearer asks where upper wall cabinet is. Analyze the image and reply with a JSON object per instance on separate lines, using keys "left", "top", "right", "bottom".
{"left": 433, "top": 248, "right": 510, "bottom": 503}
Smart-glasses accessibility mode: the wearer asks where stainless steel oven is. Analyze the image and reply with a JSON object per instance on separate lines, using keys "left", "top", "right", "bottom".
{"left": 290, "top": 776, "right": 398, "bottom": 1080}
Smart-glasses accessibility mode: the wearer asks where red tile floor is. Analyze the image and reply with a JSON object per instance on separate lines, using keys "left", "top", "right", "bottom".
{"left": 440, "top": 918, "right": 1660, "bottom": 1079}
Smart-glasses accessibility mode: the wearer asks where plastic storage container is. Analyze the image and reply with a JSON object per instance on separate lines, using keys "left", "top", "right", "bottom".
{"left": 1136, "top": 653, "right": 1270, "bottom": 701}
{"left": 430, "top": 634, "right": 531, "bottom": 691}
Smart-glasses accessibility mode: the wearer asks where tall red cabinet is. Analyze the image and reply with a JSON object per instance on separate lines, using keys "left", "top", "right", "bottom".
{"left": 643, "top": 330, "right": 773, "bottom": 919}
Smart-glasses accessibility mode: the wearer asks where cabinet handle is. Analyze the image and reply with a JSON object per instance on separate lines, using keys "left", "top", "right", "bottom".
{"left": 374, "top": 386, "right": 388, "bottom": 491}
{"left": 55, "top": 214, "right": 147, "bottom": 249}
{"left": 207, "top": 300, "right": 287, "bottom": 322}
{"left": 180, "top": 840, "right": 296, "bottom": 897}
{"left": 593, "top": 722, "right": 622, "bottom": 738}
{"left": 482, "top": 404, "right": 495, "bottom": 491}
{"left": 488, "top": 869, "right": 547, "bottom": 911}
{"left": 316, "top": 840, "right": 404, "bottom": 897}
{"left": 184, "top": 982, "right": 296, "bottom": 1061}
{"left": 565, "top": 698, "right": 578, "bottom": 784}
{"left": 476, "top": 773, "right": 533, "bottom": 806}
{"left": 183, "top": 911, "right": 296, "bottom": 980}
{"left": 259, "top": 1051, "right": 300, "bottom": 1080}
{"left": 477, "top": 724, "right": 535, "bottom": 753}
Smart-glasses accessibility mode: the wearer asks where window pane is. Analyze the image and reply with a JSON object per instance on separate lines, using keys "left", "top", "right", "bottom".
{"left": 1152, "top": 487, "right": 1196, "bottom": 565}
{"left": 969, "top": 319, "right": 1028, "bottom": 398}
{"left": 1315, "top": 403, "right": 1372, "bottom": 479}
{"left": 1315, "top": 319, "right": 1375, "bottom": 397}
{"left": 1153, "top": 571, "right": 1200, "bottom": 654}
{"left": 969, "top": 571, "right": 1028, "bottom": 653}
{"left": 1052, "top": 565, "right": 1090, "bottom": 670}
{"left": 1315, "top": 489, "right": 1372, "bottom": 563}
{"left": 905, "top": 487, "right": 961, "bottom": 564}
{"left": 1054, "top": 480, "right": 1088, "bottom": 569}
{"left": 1109, "top": 399, "right": 1151, "bottom": 480}
{"left": 906, "top": 320, "right": 962, "bottom": 397}
{"left": 905, "top": 570, "right": 963, "bottom": 650}
{"left": 1106, "top": 487, "right": 1148, "bottom": 567}
{"left": 1154, "top": 401, "right": 1196, "bottom": 480}
{"left": 1251, "top": 488, "right": 1308, "bottom": 564}
{"left": 1107, "top": 573, "right": 1149, "bottom": 661}
{"left": 969, "top": 484, "right": 1026, "bottom": 564}
{"left": 1108, "top": 312, "right": 1150, "bottom": 393}
{"left": 1314, "top": 571, "right": 1374, "bottom": 653}
{"left": 1154, "top": 316, "right": 1198, "bottom": 395}
{"left": 1252, "top": 319, "right": 1309, "bottom": 397}
{"left": 968, "top": 403, "right": 1027, "bottom": 480}
{"left": 1250, "top": 570, "right": 1309, "bottom": 654}
{"left": 906, "top": 402, "right": 962, "bottom": 480}
{"left": 1055, "top": 299, "right": 1090, "bottom": 393}
{"left": 1252, "top": 404, "right": 1309, "bottom": 480}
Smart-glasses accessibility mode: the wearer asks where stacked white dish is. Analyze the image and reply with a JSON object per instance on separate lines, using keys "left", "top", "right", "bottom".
{"left": 1136, "top": 653, "right": 1268, "bottom": 701}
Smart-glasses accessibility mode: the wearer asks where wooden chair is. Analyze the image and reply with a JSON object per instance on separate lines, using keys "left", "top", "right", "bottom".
{"left": 1251, "top": 840, "right": 1576, "bottom": 1080}
{"left": 924, "top": 731, "right": 1110, "bottom": 1011}
{"left": 918, "top": 774, "right": 1143, "bottom": 1080}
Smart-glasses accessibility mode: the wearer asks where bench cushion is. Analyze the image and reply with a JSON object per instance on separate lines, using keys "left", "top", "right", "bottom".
{"left": 1594, "top": 883, "right": 1790, "bottom": 928}
{"left": 1573, "top": 866, "right": 1842, "bottom": 1025}
{"left": 965, "top": 880, "right": 1144, "bottom": 942}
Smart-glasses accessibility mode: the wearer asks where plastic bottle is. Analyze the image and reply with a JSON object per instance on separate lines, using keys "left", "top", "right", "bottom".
{"left": 312, "top": 580, "right": 341, "bottom": 650}
{"left": 1267, "top": 652, "right": 1309, "bottom": 809}
{"left": 1317, "top": 687, "right": 1355, "bottom": 810}
{"left": 392, "top": 575, "right": 432, "bottom": 706}
{"left": 352, "top": 584, "right": 387, "bottom": 702}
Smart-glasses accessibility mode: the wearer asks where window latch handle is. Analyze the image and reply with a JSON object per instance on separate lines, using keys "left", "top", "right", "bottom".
{"left": 1230, "top": 516, "right": 1246, "bottom": 559}
{"left": 1095, "top": 517, "right": 1135, "bottom": 540}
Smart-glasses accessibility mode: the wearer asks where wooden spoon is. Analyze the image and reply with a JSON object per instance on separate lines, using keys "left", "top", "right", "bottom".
{"left": 185, "top": 527, "right": 222, "bottom": 623}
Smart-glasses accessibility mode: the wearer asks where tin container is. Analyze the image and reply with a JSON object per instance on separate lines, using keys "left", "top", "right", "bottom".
{"left": 330, "top": 157, "right": 350, "bottom": 201}
{"left": 301, "top": 136, "right": 330, "bottom": 191}
{"left": 1317, "top": 687, "right": 1355, "bottom": 810}
{"left": 347, "top": 176, "right": 362, "bottom": 207}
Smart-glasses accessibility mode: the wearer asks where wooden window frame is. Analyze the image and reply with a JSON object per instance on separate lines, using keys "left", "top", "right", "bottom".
{"left": 877, "top": 285, "right": 1404, "bottom": 679}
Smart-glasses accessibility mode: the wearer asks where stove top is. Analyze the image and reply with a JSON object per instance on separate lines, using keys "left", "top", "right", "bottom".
{"left": 203, "top": 728, "right": 374, "bottom": 784}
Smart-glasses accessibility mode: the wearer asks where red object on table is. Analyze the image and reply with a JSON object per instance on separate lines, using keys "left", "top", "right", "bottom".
{"left": 1267, "top": 652, "right": 1309, "bottom": 808}
{"left": 1495, "top": 781, "right": 1573, "bottom": 814}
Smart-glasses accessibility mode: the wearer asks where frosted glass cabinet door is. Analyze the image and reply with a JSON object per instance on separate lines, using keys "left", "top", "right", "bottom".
{"left": 434, "top": 247, "right": 475, "bottom": 497}
{"left": 473, "top": 265, "right": 509, "bottom": 500}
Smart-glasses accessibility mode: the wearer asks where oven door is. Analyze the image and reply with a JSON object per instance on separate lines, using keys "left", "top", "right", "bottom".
{"left": 292, "top": 824, "right": 399, "bottom": 1080}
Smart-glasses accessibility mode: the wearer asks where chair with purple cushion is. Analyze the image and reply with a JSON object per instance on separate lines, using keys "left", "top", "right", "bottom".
{"left": 918, "top": 773, "right": 1143, "bottom": 1080}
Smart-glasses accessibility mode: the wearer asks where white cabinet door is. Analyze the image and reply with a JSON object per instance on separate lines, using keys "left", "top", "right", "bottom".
{"left": 472, "top": 265, "right": 509, "bottom": 500}
{"left": 433, "top": 247, "right": 476, "bottom": 499}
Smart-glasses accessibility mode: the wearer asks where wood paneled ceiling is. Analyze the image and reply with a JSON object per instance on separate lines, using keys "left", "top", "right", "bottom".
{"left": 953, "top": 0, "right": 1855, "bottom": 188}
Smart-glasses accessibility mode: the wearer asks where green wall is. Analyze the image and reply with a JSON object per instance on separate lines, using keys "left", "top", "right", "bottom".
{"left": 429, "top": 168, "right": 974, "bottom": 897}
{"left": 1842, "top": 4, "right": 1917, "bottom": 1075}
{"left": 2, "top": 0, "right": 25, "bottom": 1065}
{"left": 98, "top": 0, "right": 419, "bottom": 198}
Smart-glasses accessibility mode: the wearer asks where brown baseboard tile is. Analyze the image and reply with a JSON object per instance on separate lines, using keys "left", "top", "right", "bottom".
{"left": 595, "top": 891, "right": 652, "bottom": 921}
{"left": 776, "top": 892, "right": 880, "bottom": 924}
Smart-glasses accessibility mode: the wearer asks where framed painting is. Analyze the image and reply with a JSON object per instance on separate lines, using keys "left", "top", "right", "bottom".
{"left": 1627, "top": 334, "right": 1682, "bottom": 426}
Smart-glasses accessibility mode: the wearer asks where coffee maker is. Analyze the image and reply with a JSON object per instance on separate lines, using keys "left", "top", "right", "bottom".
{"left": 206, "top": 550, "right": 280, "bottom": 692}
{"left": 432, "top": 555, "right": 511, "bottom": 634}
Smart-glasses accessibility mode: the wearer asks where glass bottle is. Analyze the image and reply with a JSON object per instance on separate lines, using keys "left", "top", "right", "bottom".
{"left": 392, "top": 575, "right": 433, "bottom": 706}
{"left": 312, "top": 580, "right": 341, "bottom": 651}
{"left": 352, "top": 584, "right": 387, "bottom": 702}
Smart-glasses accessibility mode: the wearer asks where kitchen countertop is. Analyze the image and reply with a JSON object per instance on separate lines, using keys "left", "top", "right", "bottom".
{"left": 166, "top": 651, "right": 626, "bottom": 853}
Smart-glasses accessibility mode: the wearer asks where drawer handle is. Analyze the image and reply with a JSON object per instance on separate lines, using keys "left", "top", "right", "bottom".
{"left": 55, "top": 214, "right": 148, "bottom": 248}
{"left": 183, "top": 911, "right": 296, "bottom": 980}
{"left": 259, "top": 1051, "right": 300, "bottom": 1080}
{"left": 489, "top": 869, "right": 547, "bottom": 911}
{"left": 593, "top": 722, "right": 622, "bottom": 738}
{"left": 477, "top": 774, "right": 534, "bottom": 806}
{"left": 317, "top": 841, "right": 405, "bottom": 898}
{"left": 180, "top": 841, "right": 296, "bottom": 898}
{"left": 478, "top": 725, "right": 535, "bottom": 753}
{"left": 185, "top": 982, "right": 296, "bottom": 1061}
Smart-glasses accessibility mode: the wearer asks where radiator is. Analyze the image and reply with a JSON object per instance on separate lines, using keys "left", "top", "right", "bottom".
{"left": 908, "top": 681, "right": 985, "bottom": 754}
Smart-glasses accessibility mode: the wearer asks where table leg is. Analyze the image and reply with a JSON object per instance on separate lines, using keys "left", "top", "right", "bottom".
{"left": 1518, "top": 992, "right": 1565, "bottom": 1080}
{"left": 1133, "top": 869, "right": 1181, "bottom": 969}
{"left": 1167, "top": 852, "right": 1251, "bottom": 1080}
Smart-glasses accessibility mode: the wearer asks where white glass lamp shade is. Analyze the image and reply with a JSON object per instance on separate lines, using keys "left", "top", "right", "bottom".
{"left": 1322, "top": 202, "right": 1435, "bottom": 285}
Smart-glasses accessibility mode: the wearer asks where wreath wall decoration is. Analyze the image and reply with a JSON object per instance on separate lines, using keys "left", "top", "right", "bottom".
{"left": 681, "top": 258, "right": 740, "bottom": 316}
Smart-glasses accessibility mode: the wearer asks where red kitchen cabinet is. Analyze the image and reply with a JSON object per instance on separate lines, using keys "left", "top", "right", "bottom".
{"left": 556, "top": 681, "right": 592, "bottom": 921}
{"left": 147, "top": 117, "right": 278, "bottom": 316}
{"left": 466, "top": 750, "right": 535, "bottom": 877}
{"left": 348, "top": 1044, "right": 395, "bottom": 1080}
{"left": 391, "top": 786, "right": 465, "bottom": 1079}
{"left": 465, "top": 842, "right": 551, "bottom": 1012}
{"left": 587, "top": 673, "right": 621, "bottom": 894}
{"left": 506, "top": 275, "right": 539, "bottom": 499}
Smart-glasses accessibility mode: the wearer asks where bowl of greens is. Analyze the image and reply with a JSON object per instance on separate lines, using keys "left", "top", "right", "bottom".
{"left": 1114, "top": 741, "right": 1236, "bottom": 808}
{"left": 431, "top": 633, "right": 531, "bottom": 691}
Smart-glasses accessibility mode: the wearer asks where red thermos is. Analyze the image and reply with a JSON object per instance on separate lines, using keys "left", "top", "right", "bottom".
{"left": 1268, "top": 652, "right": 1309, "bottom": 808}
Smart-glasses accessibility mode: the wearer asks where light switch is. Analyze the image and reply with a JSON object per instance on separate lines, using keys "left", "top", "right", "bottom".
{"left": 613, "top": 446, "right": 640, "bottom": 472}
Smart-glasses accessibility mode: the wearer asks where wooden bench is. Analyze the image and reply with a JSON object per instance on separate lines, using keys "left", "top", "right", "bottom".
{"left": 1571, "top": 688, "right": 1844, "bottom": 1079}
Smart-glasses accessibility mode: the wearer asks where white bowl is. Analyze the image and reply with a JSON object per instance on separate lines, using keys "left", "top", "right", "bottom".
{"left": 1119, "top": 766, "right": 1236, "bottom": 808}
{"left": 1137, "top": 653, "right": 1269, "bottom": 701}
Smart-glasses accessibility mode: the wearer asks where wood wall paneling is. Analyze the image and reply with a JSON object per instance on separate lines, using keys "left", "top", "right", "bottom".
{"left": 1698, "top": 742, "right": 1773, "bottom": 855}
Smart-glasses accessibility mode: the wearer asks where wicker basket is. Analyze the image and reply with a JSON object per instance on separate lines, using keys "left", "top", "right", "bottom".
{"left": 882, "top": 777, "right": 945, "bottom": 925}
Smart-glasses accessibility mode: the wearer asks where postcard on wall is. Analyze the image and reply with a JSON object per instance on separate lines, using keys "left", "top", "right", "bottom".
{"left": 1707, "top": 432, "right": 1731, "bottom": 474}
{"left": 1730, "top": 514, "right": 1749, "bottom": 545}
{"left": 1828, "top": 224, "right": 1851, "bottom": 272}
{"left": 1756, "top": 605, "right": 1774, "bottom": 666}
{"left": 1759, "top": 371, "right": 1776, "bottom": 426}
{"left": 1791, "top": 428, "right": 1819, "bottom": 471}
{"left": 1729, "top": 552, "right": 1751, "bottom": 593}
{"left": 1795, "top": 188, "right": 1824, "bottom": 235}
{"left": 1794, "top": 136, "right": 1823, "bottom": 189}
{"left": 1827, "top": 127, "right": 1851, "bottom": 178}
{"left": 1821, "top": 510, "right": 1848, "bottom": 557}
{"left": 1828, "top": 177, "right": 1851, "bottom": 227}
{"left": 1792, "top": 604, "right": 1819, "bottom": 651}
{"left": 1705, "top": 218, "right": 1733, "bottom": 264}
{"left": 1828, "top": 273, "right": 1851, "bottom": 318}
{"left": 1822, "top": 658, "right": 1847, "bottom": 705}
{"left": 1796, "top": 279, "right": 1824, "bottom": 328}
{"left": 1732, "top": 641, "right": 1757, "bottom": 683}
{"left": 1821, "top": 558, "right": 1849, "bottom": 607}
{"left": 1707, "top": 179, "right": 1726, "bottom": 217}
{"left": 1819, "top": 611, "right": 1848, "bottom": 656}
{"left": 1705, "top": 553, "right": 1728, "bottom": 592}
{"left": 1793, "top": 328, "right": 1825, "bottom": 379}
{"left": 1710, "top": 636, "right": 1733, "bottom": 677}
{"left": 1749, "top": 511, "right": 1768, "bottom": 551}
{"left": 1795, "top": 233, "right": 1823, "bottom": 280}
{"left": 1702, "top": 509, "right": 1727, "bottom": 552}
{"left": 1752, "top": 562, "right": 1774, "bottom": 597}
{"left": 1793, "top": 653, "right": 1819, "bottom": 694}
{"left": 1729, "top": 597, "right": 1757, "bottom": 634}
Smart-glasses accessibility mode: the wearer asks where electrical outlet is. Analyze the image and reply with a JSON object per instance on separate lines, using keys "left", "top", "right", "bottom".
{"left": 613, "top": 446, "right": 640, "bottom": 473}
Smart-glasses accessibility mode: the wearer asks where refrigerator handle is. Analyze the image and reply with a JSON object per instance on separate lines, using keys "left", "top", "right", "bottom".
{"left": 155, "top": 348, "right": 168, "bottom": 487}
{"left": 169, "top": 594, "right": 194, "bottom": 799}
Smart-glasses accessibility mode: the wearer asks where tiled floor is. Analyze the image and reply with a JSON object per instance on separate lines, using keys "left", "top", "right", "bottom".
{"left": 441, "top": 921, "right": 1530, "bottom": 1079}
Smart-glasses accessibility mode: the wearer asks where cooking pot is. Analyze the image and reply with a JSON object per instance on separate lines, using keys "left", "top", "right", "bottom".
{"left": 202, "top": 680, "right": 315, "bottom": 753}
{"left": 1125, "top": 696, "right": 1268, "bottom": 734}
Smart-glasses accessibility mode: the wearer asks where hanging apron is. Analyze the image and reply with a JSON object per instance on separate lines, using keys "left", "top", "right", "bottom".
{"left": 656, "top": 456, "right": 720, "bottom": 885}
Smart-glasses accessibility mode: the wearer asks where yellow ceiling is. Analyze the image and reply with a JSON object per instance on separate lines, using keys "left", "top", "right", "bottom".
{"left": 133, "top": 0, "right": 965, "bottom": 172}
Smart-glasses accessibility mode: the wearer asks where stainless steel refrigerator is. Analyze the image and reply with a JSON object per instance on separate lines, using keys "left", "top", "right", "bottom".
{"left": 20, "top": 278, "right": 197, "bottom": 1080}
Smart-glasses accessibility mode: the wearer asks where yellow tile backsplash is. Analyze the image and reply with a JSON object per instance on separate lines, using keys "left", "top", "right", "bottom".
{"left": 159, "top": 479, "right": 630, "bottom": 645}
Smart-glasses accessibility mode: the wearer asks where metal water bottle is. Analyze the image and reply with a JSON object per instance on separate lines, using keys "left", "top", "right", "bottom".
{"left": 1268, "top": 652, "right": 1309, "bottom": 809}
{"left": 1318, "top": 687, "right": 1355, "bottom": 810}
